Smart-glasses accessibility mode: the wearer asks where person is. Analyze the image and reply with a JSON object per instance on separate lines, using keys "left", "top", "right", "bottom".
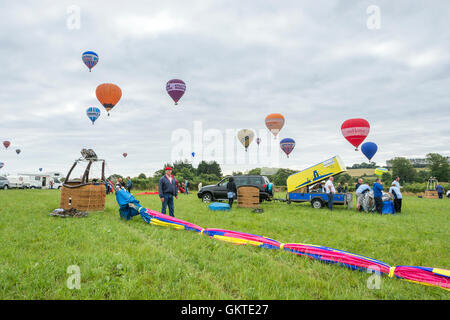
{"left": 355, "top": 178, "right": 363, "bottom": 191}
{"left": 337, "top": 183, "right": 343, "bottom": 193}
{"left": 356, "top": 182, "right": 371, "bottom": 211}
{"left": 126, "top": 177, "right": 133, "bottom": 193}
{"left": 325, "top": 176, "right": 336, "bottom": 211}
{"left": 319, "top": 181, "right": 326, "bottom": 193}
{"left": 373, "top": 178, "right": 383, "bottom": 214}
{"left": 389, "top": 182, "right": 402, "bottom": 213}
{"left": 118, "top": 177, "right": 126, "bottom": 188}
{"left": 436, "top": 183, "right": 444, "bottom": 199}
{"left": 227, "top": 177, "right": 238, "bottom": 209}
{"left": 185, "top": 179, "right": 189, "bottom": 195}
{"left": 392, "top": 176, "right": 401, "bottom": 189}
{"left": 446, "top": 190, "right": 450, "bottom": 198}
{"left": 49, "top": 180, "right": 54, "bottom": 189}
{"left": 343, "top": 183, "right": 348, "bottom": 193}
{"left": 158, "top": 167, "right": 178, "bottom": 217}
{"left": 198, "top": 182, "right": 203, "bottom": 192}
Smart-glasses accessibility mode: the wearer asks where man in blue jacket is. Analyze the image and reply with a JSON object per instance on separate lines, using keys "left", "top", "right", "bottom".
{"left": 373, "top": 178, "right": 383, "bottom": 214}
{"left": 159, "top": 167, "right": 178, "bottom": 217}
{"left": 436, "top": 183, "right": 444, "bottom": 199}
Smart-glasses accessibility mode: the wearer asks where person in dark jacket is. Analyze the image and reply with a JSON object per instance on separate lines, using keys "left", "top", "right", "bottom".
{"left": 436, "top": 183, "right": 444, "bottom": 199}
{"left": 373, "top": 178, "right": 383, "bottom": 214}
{"left": 227, "top": 177, "right": 238, "bottom": 209}
{"left": 158, "top": 167, "right": 178, "bottom": 217}
{"left": 126, "top": 177, "right": 133, "bottom": 193}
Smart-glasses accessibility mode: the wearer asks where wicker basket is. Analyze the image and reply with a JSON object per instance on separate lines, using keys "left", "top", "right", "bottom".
{"left": 60, "top": 159, "right": 106, "bottom": 212}
{"left": 237, "top": 185, "right": 260, "bottom": 208}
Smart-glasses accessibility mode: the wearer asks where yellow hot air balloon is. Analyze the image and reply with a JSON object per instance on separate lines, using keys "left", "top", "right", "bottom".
{"left": 265, "top": 113, "right": 285, "bottom": 138}
{"left": 237, "top": 129, "right": 255, "bottom": 152}
{"left": 374, "top": 168, "right": 388, "bottom": 176}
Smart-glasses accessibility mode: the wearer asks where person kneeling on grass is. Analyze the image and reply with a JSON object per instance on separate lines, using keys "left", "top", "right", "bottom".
{"left": 389, "top": 182, "right": 402, "bottom": 213}
{"left": 355, "top": 182, "right": 371, "bottom": 212}
{"left": 227, "top": 176, "right": 237, "bottom": 209}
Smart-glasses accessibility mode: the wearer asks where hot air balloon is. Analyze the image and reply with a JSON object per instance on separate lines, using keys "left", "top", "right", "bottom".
{"left": 15, "top": 149, "right": 21, "bottom": 155}
{"left": 361, "top": 142, "right": 378, "bottom": 161}
{"left": 256, "top": 138, "right": 261, "bottom": 146}
{"left": 374, "top": 168, "right": 388, "bottom": 176}
{"left": 191, "top": 152, "right": 195, "bottom": 158}
{"left": 280, "top": 138, "right": 295, "bottom": 158}
{"left": 237, "top": 129, "right": 255, "bottom": 152}
{"left": 341, "top": 118, "right": 370, "bottom": 151}
{"left": 0, "top": 162, "right": 4, "bottom": 169}
{"left": 166, "top": 79, "right": 186, "bottom": 105}
{"left": 3, "top": 141, "right": 10, "bottom": 149}
{"left": 39, "top": 168, "right": 43, "bottom": 172}
{"left": 82, "top": 51, "right": 99, "bottom": 72}
{"left": 96, "top": 83, "right": 122, "bottom": 116}
{"left": 265, "top": 114, "right": 285, "bottom": 138}
{"left": 123, "top": 153, "right": 127, "bottom": 158}
{"left": 86, "top": 107, "right": 101, "bottom": 125}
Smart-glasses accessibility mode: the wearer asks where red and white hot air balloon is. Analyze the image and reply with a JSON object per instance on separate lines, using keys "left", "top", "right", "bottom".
{"left": 265, "top": 114, "right": 285, "bottom": 138}
{"left": 122, "top": 152, "right": 128, "bottom": 158}
{"left": 166, "top": 79, "right": 186, "bottom": 105}
{"left": 341, "top": 118, "right": 370, "bottom": 151}
{"left": 3, "top": 141, "right": 10, "bottom": 149}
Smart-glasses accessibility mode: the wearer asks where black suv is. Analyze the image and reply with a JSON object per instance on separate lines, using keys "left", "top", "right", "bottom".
{"left": 197, "top": 175, "right": 273, "bottom": 203}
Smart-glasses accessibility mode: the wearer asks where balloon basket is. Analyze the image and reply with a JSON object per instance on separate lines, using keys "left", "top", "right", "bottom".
{"left": 60, "top": 157, "right": 106, "bottom": 212}
{"left": 237, "top": 186, "right": 260, "bottom": 209}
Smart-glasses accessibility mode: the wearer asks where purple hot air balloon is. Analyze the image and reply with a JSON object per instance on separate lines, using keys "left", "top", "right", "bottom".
{"left": 280, "top": 138, "right": 295, "bottom": 158}
{"left": 256, "top": 138, "right": 261, "bottom": 145}
{"left": 166, "top": 79, "right": 186, "bottom": 105}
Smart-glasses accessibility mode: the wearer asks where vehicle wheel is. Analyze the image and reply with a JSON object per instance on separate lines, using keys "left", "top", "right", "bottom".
{"left": 3, "top": 185, "right": 8, "bottom": 190}
{"left": 58, "top": 186, "right": 61, "bottom": 190}
{"left": 202, "top": 193, "right": 213, "bottom": 203}
{"left": 31, "top": 186, "right": 35, "bottom": 189}
{"left": 311, "top": 199, "right": 323, "bottom": 209}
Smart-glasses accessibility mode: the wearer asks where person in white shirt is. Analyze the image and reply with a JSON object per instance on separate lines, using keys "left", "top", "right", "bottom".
{"left": 198, "top": 182, "right": 203, "bottom": 192}
{"left": 389, "top": 182, "right": 402, "bottom": 213}
{"left": 392, "top": 176, "right": 401, "bottom": 189}
{"left": 325, "top": 177, "right": 336, "bottom": 211}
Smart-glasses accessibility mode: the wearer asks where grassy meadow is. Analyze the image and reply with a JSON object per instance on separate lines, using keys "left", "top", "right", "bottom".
{"left": 0, "top": 189, "right": 448, "bottom": 299}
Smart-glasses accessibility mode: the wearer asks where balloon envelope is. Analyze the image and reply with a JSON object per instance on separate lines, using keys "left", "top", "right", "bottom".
{"left": 265, "top": 114, "right": 285, "bottom": 138}
{"left": 39, "top": 168, "right": 42, "bottom": 172}
{"left": 361, "top": 142, "right": 377, "bottom": 161}
{"left": 166, "top": 79, "right": 186, "bottom": 105}
{"left": 0, "top": 162, "right": 4, "bottom": 169}
{"left": 96, "top": 83, "right": 122, "bottom": 115}
{"left": 256, "top": 138, "right": 261, "bottom": 145}
{"left": 3, "top": 141, "right": 10, "bottom": 149}
{"left": 15, "top": 149, "right": 21, "bottom": 155}
{"left": 191, "top": 152, "right": 195, "bottom": 157}
{"left": 374, "top": 168, "right": 388, "bottom": 176}
{"left": 237, "top": 129, "right": 255, "bottom": 151}
{"left": 280, "top": 138, "right": 295, "bottom": 157}
{"left": 341, "top": 118, "right": 370, "bottom": 150}
{"left": 82, "top": 51, "right": 99, "bottom": 72}
{"left": 86, "top": 107, "right": 101, "bottom": 124}
{"left": 123, "top": 153, "right": 127, "bottom": 158}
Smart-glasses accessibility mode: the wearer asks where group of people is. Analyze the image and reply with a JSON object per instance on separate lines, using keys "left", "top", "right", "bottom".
{"left": 355, "top": 176, "right": 402, "bottom": 214}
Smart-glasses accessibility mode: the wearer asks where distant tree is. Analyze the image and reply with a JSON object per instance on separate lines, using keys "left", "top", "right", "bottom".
{"left": 426, "top": 153, "right": 450, "bottom": 182}
{"left": 138, "top": 173, "right": 147, "bottom": 179}
{"left": 232, "top": 171, "right": 243, "bottom": 176}
{"left": 415, "top": 169, "right": 431, "bottom": 183}
{"left": 197, "top": 161, "right": 222, "bottom": 178}
{"left": 349, "top": 162, "right": 378, "bottom": 169}
{"left": 392, "top": 158, "right": 417, "bottom": 183}
{"left": 271, "top": 168, "right": 297, "bottom": 186}
{"left": 248, "top": 168, "right": 262, "bottom": 175}
{"left": 381, "top": 172, "right": 392, "bottom": 185}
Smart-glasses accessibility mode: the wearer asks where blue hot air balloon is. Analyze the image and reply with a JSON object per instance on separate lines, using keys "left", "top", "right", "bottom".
{"left": 82, "top": 51, "right": 99, "bottom": 72}
{"left": 191, "top": 152, "right": 195, "bottom": 158}
{"left": 39, "top": 168, "right": 43, "bottom": 172}
{"left": 86, "top": 107, "right": 101, "bottom": 125}
{"left": 280, "top": 138, "right": 295, "bottom": 158}
{"left": 361, "top": 142, "right": 378, "bottom": 161}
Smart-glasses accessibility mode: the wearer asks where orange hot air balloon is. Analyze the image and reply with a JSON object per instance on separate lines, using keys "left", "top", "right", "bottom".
{"left": 265, "top": 113, "right": 285, "bottom": 138}
{"left": 96, "top": 83, "right": 122, "bottom": 116}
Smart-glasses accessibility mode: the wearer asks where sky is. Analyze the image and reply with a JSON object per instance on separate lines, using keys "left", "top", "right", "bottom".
{"left": 0, "top": 0, "right": 449, "bottom": 178}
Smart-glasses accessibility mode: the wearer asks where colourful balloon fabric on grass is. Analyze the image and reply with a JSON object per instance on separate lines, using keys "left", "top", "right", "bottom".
{"left": 115, "top": 188, "right": 450, "bottom": 291}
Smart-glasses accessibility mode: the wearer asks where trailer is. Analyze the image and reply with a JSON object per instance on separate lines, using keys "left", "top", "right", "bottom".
{"left": 286, "top": 156, "right": 352, "bottom": 209}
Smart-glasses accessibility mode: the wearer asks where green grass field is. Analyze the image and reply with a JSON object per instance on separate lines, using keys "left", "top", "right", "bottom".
{"left": 0, "top": 190, "right": 448, "bottom": 299}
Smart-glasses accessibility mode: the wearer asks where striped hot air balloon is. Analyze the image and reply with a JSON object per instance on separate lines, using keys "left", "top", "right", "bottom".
{"left": 265, "top": 114, "right": 285, "bottom": 138}
{"left": 341, "top": 118, "right": 370, "bottom": 151}
{"left": 82, "top": 51, "right": 99, "bottom": 72}
{"left": 280, "top": 138, "right": 295, "bottom": 158}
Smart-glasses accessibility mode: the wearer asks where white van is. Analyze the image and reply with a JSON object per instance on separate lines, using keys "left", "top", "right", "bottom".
{"left": 5, "top": 175, "right": 26, "bottom": 188}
